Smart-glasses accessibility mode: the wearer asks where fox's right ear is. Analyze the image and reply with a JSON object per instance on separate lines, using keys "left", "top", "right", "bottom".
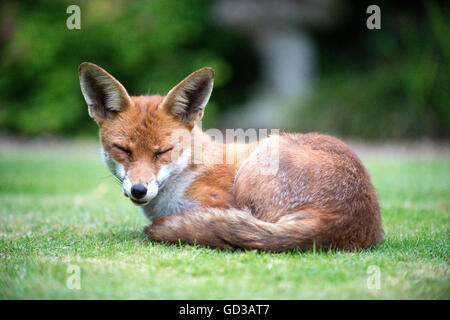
{"left": 78, "top": 62, "right": 132, "bottom": 120}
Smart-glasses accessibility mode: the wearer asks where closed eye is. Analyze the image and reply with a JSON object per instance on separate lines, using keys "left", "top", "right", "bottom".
{"left": 113, "top": 144, "right": 131, "bottom": 156}
{"left": 154, "top": 147, "right": 173, "bottom": 159}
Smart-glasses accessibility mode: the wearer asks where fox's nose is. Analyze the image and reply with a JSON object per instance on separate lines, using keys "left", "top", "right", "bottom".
{"left": 131, "top": 184, "right": 147, "bottom": 199}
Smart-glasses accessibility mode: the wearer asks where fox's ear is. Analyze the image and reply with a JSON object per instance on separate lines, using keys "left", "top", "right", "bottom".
{"left": 161, "top": 68, "right": 214, "bottom": 125}
{"left": 78, "top": 62, "right": 132, "bottom": 120}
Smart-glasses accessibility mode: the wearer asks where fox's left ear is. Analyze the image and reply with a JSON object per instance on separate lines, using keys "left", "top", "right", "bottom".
{"left": 161, "top": 68, "right": 214, "bottom": 125}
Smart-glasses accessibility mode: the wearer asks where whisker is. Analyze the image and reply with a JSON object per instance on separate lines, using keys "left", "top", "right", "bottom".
{"left": 100, "top": 174, "right": 123, "bottom": 186}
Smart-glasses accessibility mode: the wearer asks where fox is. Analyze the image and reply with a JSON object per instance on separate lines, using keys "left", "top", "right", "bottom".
{"left": 78, "top": 62, "right": 383, "bottom": 252}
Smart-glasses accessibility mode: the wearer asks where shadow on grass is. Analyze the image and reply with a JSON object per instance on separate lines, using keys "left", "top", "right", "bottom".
{"left": 140, "top": 238, "right": 388, "bottom": 258}
{"left": 79, "top": 228, "right": 149, "bottom": 244}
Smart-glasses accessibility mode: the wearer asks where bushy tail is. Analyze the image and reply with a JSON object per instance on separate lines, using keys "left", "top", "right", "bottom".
{"left": 145, "top": 207, "right": 329, "bottom": 252}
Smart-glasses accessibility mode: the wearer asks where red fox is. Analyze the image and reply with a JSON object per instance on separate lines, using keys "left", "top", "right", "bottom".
{"left": 78, "top": 62, "right": 383, "bottom": 252}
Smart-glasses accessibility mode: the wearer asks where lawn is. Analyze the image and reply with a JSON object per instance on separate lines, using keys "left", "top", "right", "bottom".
{"left": 0, "top": 139, "right": 449, "bottom": 299}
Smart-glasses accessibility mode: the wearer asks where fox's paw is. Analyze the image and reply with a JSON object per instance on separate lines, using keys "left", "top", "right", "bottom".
{"left": 144, "top": 217, "right": 172, "bottom": 242}
{"left": 144, "top": 225, "right": 164, "bottom": 242}
{"left": 143, "top": 225, "right": 153, "bottom": 239}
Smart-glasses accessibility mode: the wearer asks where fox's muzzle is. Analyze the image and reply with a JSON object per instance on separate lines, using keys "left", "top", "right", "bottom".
{"left": 122, "top": 176, "right": 159, "bottom": 206}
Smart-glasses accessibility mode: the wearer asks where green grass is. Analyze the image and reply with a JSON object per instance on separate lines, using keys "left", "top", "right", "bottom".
{"left": 0, "top": 143, "right": 449, "bottom": 299}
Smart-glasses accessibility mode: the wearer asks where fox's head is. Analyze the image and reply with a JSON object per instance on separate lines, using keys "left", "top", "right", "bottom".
{"left": 78, "top": 62, "right": 214, "bottom": 206}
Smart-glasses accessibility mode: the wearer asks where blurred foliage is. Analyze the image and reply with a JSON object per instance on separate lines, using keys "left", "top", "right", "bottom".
{"left": 0, "top": 0, "right": 448, "bottom": 139}
{"left": 0, "top": 0, "right": 259, "bottom": 135}
{"left": 294, "top": 0, "right": 449, "bottom": 139}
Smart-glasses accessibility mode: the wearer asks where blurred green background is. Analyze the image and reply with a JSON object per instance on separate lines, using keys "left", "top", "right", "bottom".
{"left": 0, "top": 0, "right": 448, "bottom": 139}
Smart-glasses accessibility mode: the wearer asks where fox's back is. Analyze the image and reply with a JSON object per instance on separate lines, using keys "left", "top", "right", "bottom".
{"left": 233, "top": 133, "right": 382, "bottom": 249}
